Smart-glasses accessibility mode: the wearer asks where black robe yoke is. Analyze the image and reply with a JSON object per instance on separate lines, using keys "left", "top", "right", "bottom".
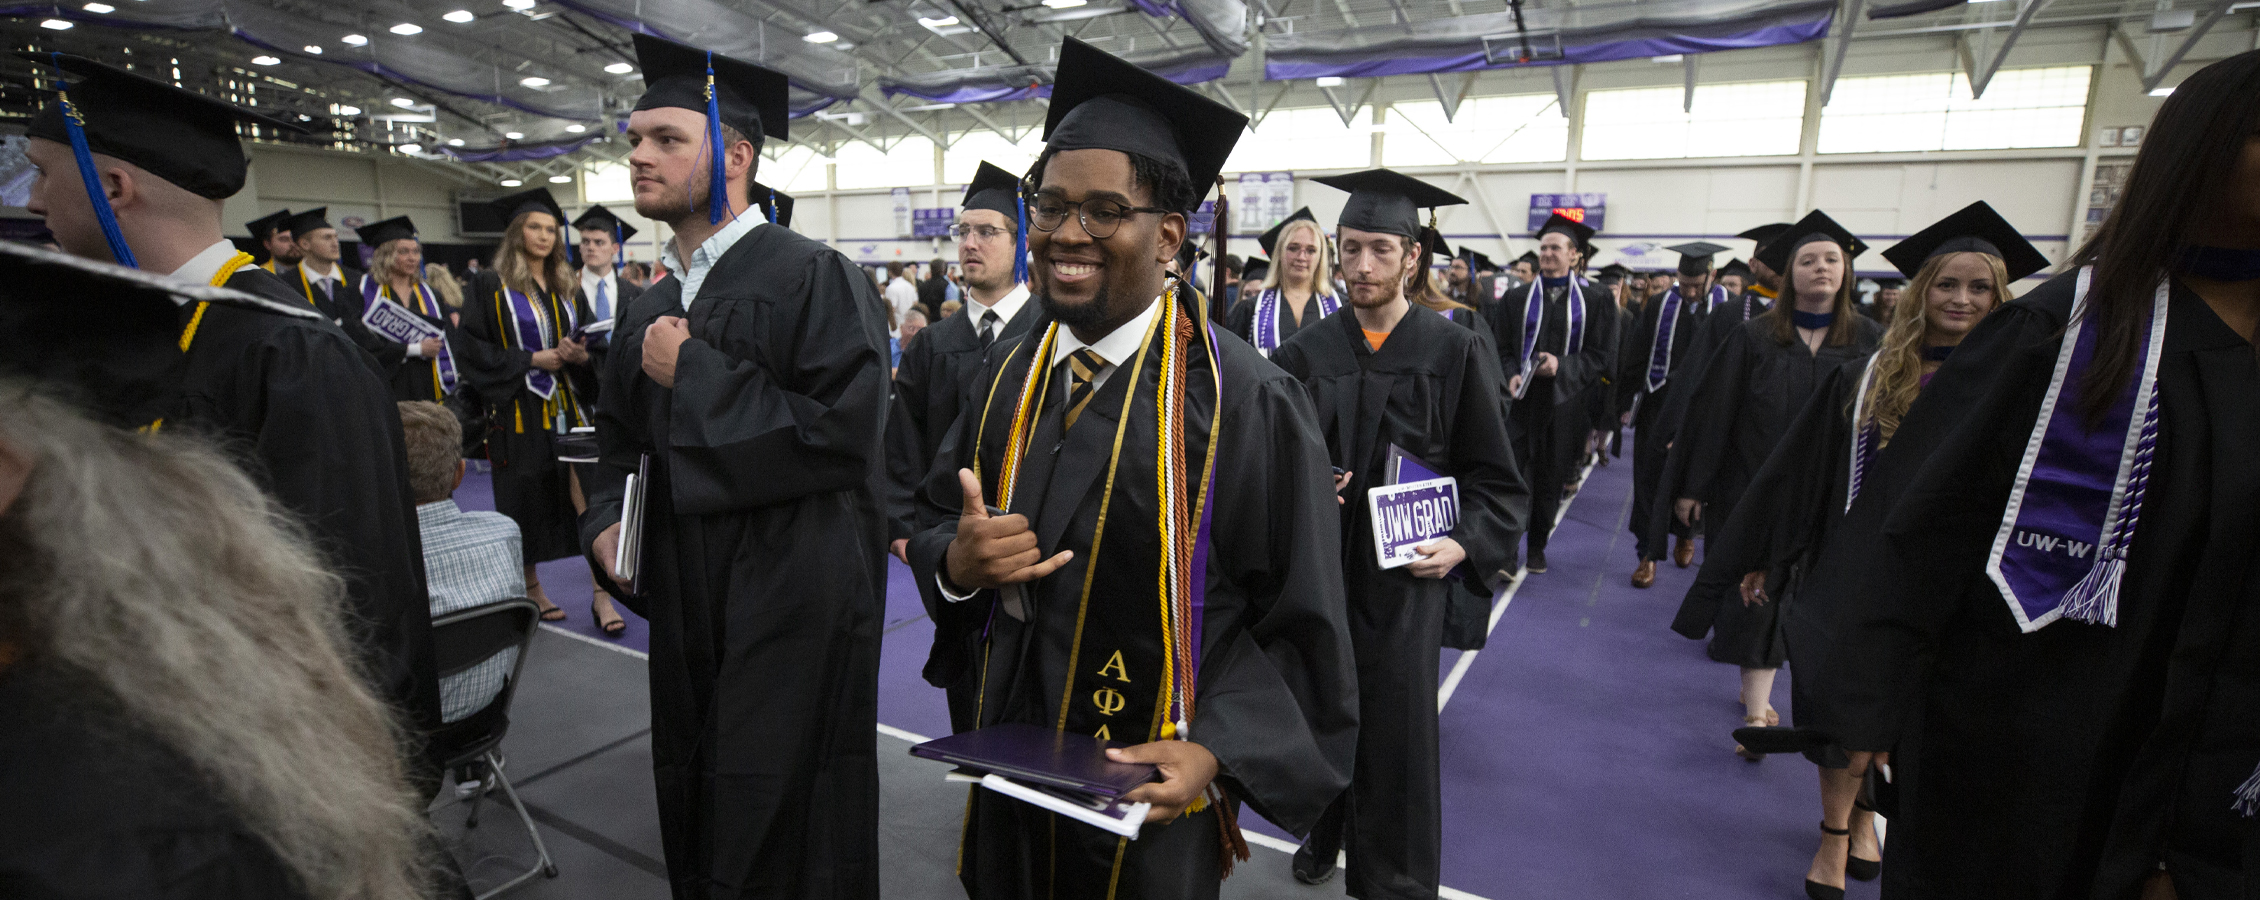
{"left": 1616, "top": 290, "right": 1710, "bottom": 561}
{"left": 459, "top": 272, "right": 598, "bottom": 563}
{"left": 906, "top": 307, "right": 1359, "bottom": 900}
{"left": 173, "top": 266, "right": 439, "bottom": 739}
{"left": 1664, "top": 314, "right": 1879, "bottom": 668}
{"left": 1270, "top": 306, "right": 1526, "bottom": 900}
{"left": 884, "top": 293, "right": 1037, "bottom": 542}
{"left": 579, "top": 224, "right": 890, "bottom": 900}
{"left": 1494, "top": 279, "right": 1618, "bottom": 548}
{"left": 1806, "top": 274, "right": 2260, "bottom": 900}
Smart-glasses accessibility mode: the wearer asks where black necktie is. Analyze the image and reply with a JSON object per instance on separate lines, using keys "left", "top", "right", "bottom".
{"left": 1062, "top": 348, "right": 1105, "bottom": 431}
{"left": 979, "top": 310, "right": 1000, "bottom": 347}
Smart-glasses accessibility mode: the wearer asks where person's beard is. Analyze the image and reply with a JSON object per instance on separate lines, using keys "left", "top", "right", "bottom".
{"left": 635, "top": 168, "right": 702, "bottom": 224}
{"left": 1038, "top": 275, "right": 1114, "bottom": 332}
{"left": 1346, "top": 275, "right": 1401, "bottom": 310}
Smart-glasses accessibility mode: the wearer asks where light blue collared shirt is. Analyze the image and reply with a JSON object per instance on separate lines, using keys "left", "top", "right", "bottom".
{"left": 659, "top": 211, "right": 763, "bottom": 309}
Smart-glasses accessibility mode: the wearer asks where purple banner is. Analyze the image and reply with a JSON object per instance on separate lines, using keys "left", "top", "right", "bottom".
{"left": 441, "top": 137, "right": 600, "bottom": 163}
{"left": 912, "top": 208, "right": 956, "bottom": 239}
{"left": 1263, "top": 16, "right": 1833, "bottom": 81}
{"left": 1367, "top": 477, "right": 1460, "bottom": 569}
{"left": 1530, "top": 193, "right": 1607, "bottom": 232}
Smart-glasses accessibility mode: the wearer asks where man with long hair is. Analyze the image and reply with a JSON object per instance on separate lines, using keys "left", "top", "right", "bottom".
{"left": 16, "top": 54, "right": 440, "bottom": 753}
{"left": 906, "top": 37, "right": 1356, "bottom": 898}
{"left": 1810, "top": 49, "right": 2260, "bottom": 900}
{"left": 580, "top": 33, "right": 892, "bottom": 899}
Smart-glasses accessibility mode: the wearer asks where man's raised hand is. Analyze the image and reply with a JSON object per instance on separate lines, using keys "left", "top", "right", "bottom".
{"left": 943, "top": 468, "right": 1073, "bottom": 591}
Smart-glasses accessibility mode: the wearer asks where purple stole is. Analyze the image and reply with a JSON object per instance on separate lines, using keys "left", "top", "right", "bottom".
{"left": 1513, "top": 278, "right": 1586, "bottom": 400}
{"left": 504, "top": 285, "right": 574, "bottom": 399}
{"left": 362, "top": 276, "right": 458, "bottom": 394}
{"left": 1644, "top": 284, "right": 1723, "bottom": 392}
{"left": 1985, "top": 267, "right": 2166, "bottom": 632}
{"left": 1251, "top": 287, "right": 1339, "bottom": 357}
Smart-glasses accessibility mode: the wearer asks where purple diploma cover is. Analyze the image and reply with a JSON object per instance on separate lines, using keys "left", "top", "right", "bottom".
{"left": 1367, "top": 477, "right": 1461, "bottom": 570}
{"left": 909, "top": 722, "right": 1159, "bottom": 800}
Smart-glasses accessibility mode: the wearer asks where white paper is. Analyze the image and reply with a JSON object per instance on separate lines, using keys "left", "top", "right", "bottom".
{"left": 979, "top": 774, "right": 1150, "bottom": 840}
{"left": 361, "top": 294, "right": 444, "bottom": 344}
{"left": 615, "top": 471, "right": 645, "bottom": 583}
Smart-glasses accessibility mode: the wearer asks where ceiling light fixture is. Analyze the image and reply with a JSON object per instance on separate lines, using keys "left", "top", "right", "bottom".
{"left": 39, "top": 18, "right": 72, "bottom": 29}
{"left": 803, "top": 30, "right": 839, "bottom": 42}
{"left": 341, "top": 33, "right": 368, "bottom": 45}
{"left": 389, "top": 22, "right": 422, "bottom": 35}
{"left": 392, "top": 97, "right": 417, "bottom": 108}
{"left": 520, "top": 76, "right": 550, "bottom": 87}
{"left": 399, "top": 143, "right": 422, "bottom": 154}
{"left": 500, "top": 178, "right": 523, "bottom": 186}
{"left": 304, "top": 44, "right": 323, "bottom": 54}
{"left": 443, "top": 9, "right": 475, "bottom": 22}
{"left": 1042, "top": 0, "right": 1087, "bottom": 8}
{"left": 566, "top": 123, "right": 585, "bottom": 132}
{"left": 605, "top": 61, "right": 633, "bottom": 74}
{"left": 1314, "top": 76, "right": 1344, "bottom": 87}
{"left": 505, "top": 131, "right": 523, "bottom": 139}
{"left": 919, "top": 14, "right": 959, "bottom": 26}
{"left": 503, "top": 0, "right": 535, "bottom": 9}
{"left": 252, "top": 55, "right": 281, "bottom": 65}
{"left": 448, "top": 138, "right": 465, "bottom": 146}
{"left": 548, "top": 174, "right": 572, "bottom": 183}
{"left": 2149, "top": 86, "right": 2175, "bottom": 96}
{"left": 336, "top": 105, "right": 361, "bottom": 115}
{"left": 83, "top": 2, "right": 115, "bottom": 12}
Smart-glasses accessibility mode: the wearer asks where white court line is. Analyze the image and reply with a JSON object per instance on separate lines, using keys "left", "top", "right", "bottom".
{"left": 1435, "top": 458, "right": 1599, "bottom": 713}
{"left": 539, "top": 622, "right": 650, "bottom": 659}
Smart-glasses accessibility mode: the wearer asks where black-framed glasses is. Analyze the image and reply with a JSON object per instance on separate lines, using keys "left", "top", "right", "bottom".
{"left": 948, "top": 223, "right": 1015, "bottom": 242}
{"left": 1028, "top": 195, "right": 1171, "bottom": 239}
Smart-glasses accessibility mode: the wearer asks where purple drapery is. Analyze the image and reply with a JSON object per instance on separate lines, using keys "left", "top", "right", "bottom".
{"left": 1263, "top": 15, "right": 1833, "bottom": 80}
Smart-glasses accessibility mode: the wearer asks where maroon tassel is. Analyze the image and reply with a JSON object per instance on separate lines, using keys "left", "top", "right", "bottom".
{"left": 1208, "top": 177, "right": 1228, "bottom": 318}
{"left": 1212, "top": 785, "right": 1250, "bottom": 880}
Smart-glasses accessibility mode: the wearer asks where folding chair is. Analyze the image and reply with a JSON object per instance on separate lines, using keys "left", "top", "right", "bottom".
{"left": 427, "top": 598, "right": 556, "bottom": 899}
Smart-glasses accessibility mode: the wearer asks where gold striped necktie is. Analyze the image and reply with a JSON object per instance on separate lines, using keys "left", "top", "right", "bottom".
{"left": 1063, "top": 348, "right": 1106, "bottom": 431}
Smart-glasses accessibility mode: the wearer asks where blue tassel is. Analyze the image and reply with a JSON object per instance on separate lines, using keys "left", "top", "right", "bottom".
{"left": 1013, "top": 191, "right": 1030, "bottom": 286}
{"left": 704, "top": 52, "right": 726, "bottom": 226}
{"left": 2058, "top": 554, "right": 2124, "bottom": 627}
{"left": 2235, "top": 764, "right": 2260, "bottom": 817}
{"left": 764, "top": 196, "right": 776, "bottom": 224}
{"left": 52, "top": 56, "right": 135, "bottom": 268}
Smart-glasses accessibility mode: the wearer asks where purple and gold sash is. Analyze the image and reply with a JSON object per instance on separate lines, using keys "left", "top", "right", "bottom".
{"left": 1513, "top": 278, "right": 1586, "bottom": 400}
{"left": 1251, "top": 287, "right": 1339, "bottom": 357}
{"left": 361, "top": 276, "right": 458, "bottom": 396}
{"left": 1985, "top": 267, "right": 2166, "bottom": 632}
{"left": 503, "top": 285, "right": 575, "bottom": 399}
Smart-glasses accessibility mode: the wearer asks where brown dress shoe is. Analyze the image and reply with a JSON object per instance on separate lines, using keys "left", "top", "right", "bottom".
{"left": 1631, "top": 560, "right": 1656, "bottom": 588}
{"left": 1673, "top": 536, "right": 1696, "bottom": 568}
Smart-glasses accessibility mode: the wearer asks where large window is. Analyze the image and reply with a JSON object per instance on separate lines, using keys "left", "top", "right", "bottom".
{"left": 1383, "top": 95, "right": 1568, "bottom": 167}
{"left": 582, "top": 161, "right": 633, "bottom": 203}
{"left": 761, "top": 143, "right": 833, "bottom": 193}
{"left": 942, "top": 130, "right": 1045, "bottom": 185}
{"left": 1817, "top": 65, "right": 2091, "bottom": 153}
{"left": 1223, "top": 106, "right": 1376, "bottom": 174}
{"left": 1580, "top": 80, "right": 1807, "bottom": 160}
{"left": 832, "top": 135, "right": 936, "bottom": 190}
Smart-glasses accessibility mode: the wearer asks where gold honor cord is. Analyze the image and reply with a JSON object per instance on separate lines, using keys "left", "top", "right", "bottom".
{"left": 144, "top": 251, "right": 257, "bottom": 434}
{"left": 383, "top": 281, "right": 448, "bottom": 401}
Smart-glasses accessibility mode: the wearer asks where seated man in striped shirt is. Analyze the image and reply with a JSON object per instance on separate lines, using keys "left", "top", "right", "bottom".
{"left": 398, "top": 401, "right": 524, "bottom": 724}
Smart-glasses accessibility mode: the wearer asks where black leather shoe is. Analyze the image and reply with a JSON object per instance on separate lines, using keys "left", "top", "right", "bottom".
{"left": 1527, "top": 548, "right": 1548, "bottom": 573}
{"left": 1291, "top": 843, "right": 1336, "bottom": 885}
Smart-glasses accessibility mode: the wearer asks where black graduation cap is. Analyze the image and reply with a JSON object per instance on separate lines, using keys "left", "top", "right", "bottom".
{"left": 1718, "top": 258, "right": 1753, "bottom": 281}
{"left": 1457, "top": 246, "right": 1497, "bottom": 272}
{"left": 572, "top": 205, "right": 639, "bottom": 243}
{"left": 1418, "top": 226, "right": 1451, "bottom": 262}
{"left": 1515, "top": 251, "right": 1539, "bottom": 267}
{"left": 284, "top": 208, "right": 334, "bottom": 238}
{"left": 1174, "top": 240, "right": 1209, "bottom": 271}
{"left": 1664, "top": 241, "right": 1730, "bottom": 276}
{"left": 962, "top": 161, "right": 1023, "bottom": 218}
{"left": 1595, "top": 263, "right": 1631, "bottom": 285}
{"left": 1042, "top": 37, "right": 1249, "bottom": 208}
{"left": 246, "top": 209, "right": 294, "bottom": 241}
{"left": 354, "top": 216, "right": 418, "bottom": 249}
{"left": 1240, "top": 256, "right": 1269, "bottom": 284}
{"left": 1872, "top": 277, "right": 1908, "bottom": 289}
{"left": 1737, "top": 222, "right": 1792, "bottom": 247}
{"left": 1257, "top": 208, "right": 1319, "bottom": 256}
{"left": 1755, "top": 209, "right": 1868, "bottom": 275}
{"left": 0, "top": 240, "right": 315, "bottom": 428}
{"left": 630, "top": 33, "right": 791, "bottom": 144}
{"left": 1314, "top": 169, "right": 1466, "bottom": 240}
{"left": 18, "top": 53, "right": 305, "bottom": 201}
{"left": 491, "top": 188, "right": 566, "bottom": 226}
{"left": 751, "top": 182, "right": 795, "bottom": 228}
{"left": 1533, "top": 211, "right": 1596, "bottom": 250}
{"left": 1880, "top": 201, "right": 2049, "bottom": 281}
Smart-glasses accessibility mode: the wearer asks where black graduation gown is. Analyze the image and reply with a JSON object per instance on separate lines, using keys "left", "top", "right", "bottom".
{"left": 1805, "top": 275, "right": 2260, "bottom": 900}
{"left": 578, "top": 224, "right": 890, "bottom": 900}
{"left": 1664, "top": 313, "right": 1880, "bottom": 668}
{"left": 457, "top": 271, "right": 598, "bottom": 563}
{"left": 1493, "top": 278, "right": 1618, "bottom": 550}
{"left": 574, "top": 268, "right": 644, "bottom": 407}
{"left": 358, "top": 276, "right": 463, "bottom": 403}
{"left": 1223, "top": 286, "right": 1331, "bottom": 355}
{"left": 1617, "top": 289, "right": 1712, "bottom": 560}
{"left": 0, "top": 666, "right": 304, "bottom": 899}
{"left": 282, "top": 261, "right": 404, "bottom": 373}
{"left": 1270, "top": 306, "right": 1526, "bottom": 900}
{"left": 906, "top": 304, "right": 1360, "bottom": 900}
{"left": 177, "top": 266, "right": 441, "bottom": 740}
{"left": 885, "top": 291, "right": 1038, "bottom": 542}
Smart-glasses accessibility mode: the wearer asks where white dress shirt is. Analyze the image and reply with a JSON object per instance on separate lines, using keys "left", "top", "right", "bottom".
{"left": 166, "top": 239, "right": 243, "bottom": 293}
{"left": 659, "top": 212, "right": 762, "bottom": 309}
{"left": 962, "top": 283, "right": 1030, "bottom": 342}
{"left": 299, "top": 259, "right": 346, "bottom": 300}
{"left": 884, "top": 276, "right": 920, "bottom": 335}
{"left": 579, "top": 266, "right": 620, "bottom": 321}
{"left": 937, "top": 294, "right": 1163, "bottom": 604}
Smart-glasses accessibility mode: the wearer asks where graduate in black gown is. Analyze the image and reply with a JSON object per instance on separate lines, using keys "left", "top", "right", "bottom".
{"left": 1665, "top": 209, "right": 1883, "bottom": 755}
{"left": 1620, "top": 243, "right": 1729, "bottom": 588}
{"left": 16, "top": 52, "right": 441, "bottom": 751}
{"left": 245, "top": 207, "right": 295, "bottom": 274}
{"left": 570, "top": 204, "right": 643, "bottom": 637}
{"left": 1807, "top": 54, "right": 2260, "bottom": 900}
{"left": 1225, "top": 207, "right": 1342, "bottom": 358}
{"left": 1495, "top": 212, "right": 1617, "bottom": 573}
{"left": 579, "top": 33, "right": 891, "bottom": 899}
{"left": 354, "top": 216, "right": 461, "bottom": 403}
{"left": 457, "top": 188, "right": 596, "bottom": 622}
{"left": 888, "top": 161, "right": 1041, "bottom": 732}
{"left": 276, "top": 206, "right": 404, "bottom": 369}
{"left": 1697, "top": 202, "right": 2039, "bottom": 899}
{"left": 906, "top": 38, "right": 1357, "bottom": 900}
{"left": 1272, "top": 169, "right": 1526, "bottom": 898}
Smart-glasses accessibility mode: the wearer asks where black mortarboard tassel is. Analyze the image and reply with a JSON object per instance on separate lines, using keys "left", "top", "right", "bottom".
{"left": 1042, "top": 37, "right": 1248, "bottom": 211}
{"left": 354, "top": 216, "right": 418, "bottom": 250}
{"left": 1257, "top": 208, "right": 1319, "bottom": 256}
{"left": 1881, "top": 201, "right": 2049, "bottom": 281}
{"left": 1755, "top": 209, "right": 1867, "bottom": 275}
{"left": 246, "top": 209, "right": 294, "bottom": 242}
{"left": 19, "top": 53, "right": 305, "bottom": 201}
{"left": 1316, "top": 169, "right": 1466, "bottom": 240}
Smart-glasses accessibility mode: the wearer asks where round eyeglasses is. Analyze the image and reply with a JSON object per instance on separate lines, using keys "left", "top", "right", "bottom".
{"left": 1027, "top": 195, "right": 1171, "bottom": 240}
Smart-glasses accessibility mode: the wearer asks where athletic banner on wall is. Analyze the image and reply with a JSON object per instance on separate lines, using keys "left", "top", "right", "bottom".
{"left": 1529, "top": 193, "right": 1606, "bottom": 232}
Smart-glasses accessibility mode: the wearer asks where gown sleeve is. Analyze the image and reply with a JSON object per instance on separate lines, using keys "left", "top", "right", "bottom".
{"left": 1225, "top": 294, "right": 1256, "bottom": 345}
{"left": 663, "top": 250, "right": 891, "bottom": 514}
{"left": 1549, "top": 287, "right": 1618, "bottom": 408}
{"left": 451, "top": 271, "right": 536, "bottom": 402}
{"left": 1617, "top": 299, "right": 1662, "bottom": 413}
{"left": 1666, "top": 324, "right": 1756, "bottom": 506}
{"left": 1445, "top": 327, "right": 1529, "bottom": 587}
{"left": 885, "top": 330, "right": 944, "bottom": 541}
{"left": 1704, "top": 359, "right": 1859, "bottom": 582}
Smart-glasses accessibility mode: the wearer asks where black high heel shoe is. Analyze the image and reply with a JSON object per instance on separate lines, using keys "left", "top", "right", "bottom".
{"left": 1806, "top": 823, "right": 1849, "bottom": 900}
{"left": 591, "top": 598, "right": 626, "bottom": 637}
{"left": 1847, "top": 798, "right": 1882, "bottom": 881}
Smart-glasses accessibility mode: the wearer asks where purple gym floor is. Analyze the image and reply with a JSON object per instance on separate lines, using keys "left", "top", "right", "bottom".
{"left": 460, "top": 454, "right": 1879, "bottom": 899}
